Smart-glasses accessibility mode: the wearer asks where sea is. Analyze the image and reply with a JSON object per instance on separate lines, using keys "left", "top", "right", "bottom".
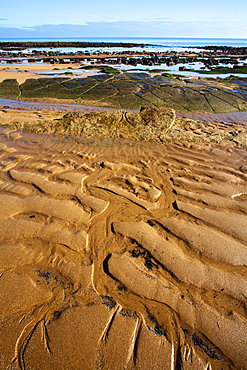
{"left": 1, "top": 37, "right": 247, "bottom": 47}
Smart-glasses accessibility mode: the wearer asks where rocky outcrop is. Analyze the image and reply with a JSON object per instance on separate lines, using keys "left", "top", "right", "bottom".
{"left": 11, "top": 107, "right": 176, "bottom": 142}
{"left": 140, "top": 106, "right": 176, "bottom": 132}
{"left": 1, "top": 73, "right": 247, "bottom": 113}
{"left": 6, "top": 105, "right": 247, "bottom": 148}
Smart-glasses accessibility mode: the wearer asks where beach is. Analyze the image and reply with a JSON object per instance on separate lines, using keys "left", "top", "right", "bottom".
{"left": 0, "top": 122, "right": 247, "bottom": 370}
{"left": 0, "top": 42, "right": 247, "bottom": 370}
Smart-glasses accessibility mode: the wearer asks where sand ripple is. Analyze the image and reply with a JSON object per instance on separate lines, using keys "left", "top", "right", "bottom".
{"left": 0, "top": 132, "right": 246, "bottom": 370}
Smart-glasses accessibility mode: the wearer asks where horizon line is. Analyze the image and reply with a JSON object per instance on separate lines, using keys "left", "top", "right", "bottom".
{"left": 1, "top": 36, "right": 247, "bottom": 40}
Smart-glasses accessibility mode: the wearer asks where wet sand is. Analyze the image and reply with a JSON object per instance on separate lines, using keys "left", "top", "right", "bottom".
{"left": 0, "top": 120, "right": 247, "bottom": 370}
{"left": 0, "top": 64, "right": 100, "bottom": 84}
{"left": 177, "top": 111, "right": 247, "bottom": 125}
{"left": 0, "top": 100, "right": 128, "bottom": 127}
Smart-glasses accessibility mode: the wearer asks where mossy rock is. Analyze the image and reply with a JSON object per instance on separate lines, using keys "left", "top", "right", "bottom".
{"left": 173, "top": 88, "right": 213, "bottom": 112}
{"left": 1, "top": 74, "right": 247, "bottom": 113}
{"left": 21, "top": 79, "right": 78, "bottom": 99}
{"left": 100, "top": 66, "right": 120, "bottom": 74}
{"left": 103, "top": 93, "right": 150, "bottom": 109}
{"left": 83, "top": 65, "right": 119, "bottom": 74}
{"left": 204, "top": 92, "right": 247, "bottom": 112}
{"left": 80, "top": 84, "right": 118, "bottom": 100}
{"left": 20, "top": 78, "right": 43, "bottom": 91}
{"left": 137, "top": 91, "right": 165, "bottom": 106}
{"left": 125, "top": 73, "right": 149, "bottom": 80}
{"left": 39, "top": 78, "right": 61, "bottom": 87}
{"left": 61, "top": 79, "right": 85, "bottom": 89}
{"left": 196, "top": 66, "right": 247, "bottom": 74}
{"left": 0, "top": 79, "right": 20, "bottom": 98}
{"left": 149, "top": 87, "right": 189, "bottom": 111}
{"left": 110, "top": 79, "right": 141, "bottom": 94}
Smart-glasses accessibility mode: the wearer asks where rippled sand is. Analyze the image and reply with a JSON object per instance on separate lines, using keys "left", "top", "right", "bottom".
{"left": 0, "top": 127, "right": 247, "bottom": 370}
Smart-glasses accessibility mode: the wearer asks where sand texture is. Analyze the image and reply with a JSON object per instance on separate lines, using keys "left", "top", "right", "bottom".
{"left": 0, "top": 125, "right": 246, "bottom": 370}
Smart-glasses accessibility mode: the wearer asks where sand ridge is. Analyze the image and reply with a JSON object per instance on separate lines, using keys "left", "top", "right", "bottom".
{"left": 0, "top": 128, "right": 247, "bottom": 370}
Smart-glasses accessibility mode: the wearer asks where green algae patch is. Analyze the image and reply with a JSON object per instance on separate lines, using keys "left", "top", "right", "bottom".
{"left": 83, "top": 65, "right": 120, "bottom": 74}
{"left": 196, "top": 66, "right": 247, "bottom": 74}
{"left": 161, "top": 73, "right": 183, "bottom": 78}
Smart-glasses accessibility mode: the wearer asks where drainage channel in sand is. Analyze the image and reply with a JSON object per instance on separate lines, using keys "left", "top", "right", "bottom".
{"left": 0, "top": 128, "right": 247, "bottom": 369}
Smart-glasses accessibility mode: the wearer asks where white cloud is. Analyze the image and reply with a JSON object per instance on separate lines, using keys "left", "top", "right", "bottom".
{"left": 0, "top": 20, "right": 247, "bottom": 38}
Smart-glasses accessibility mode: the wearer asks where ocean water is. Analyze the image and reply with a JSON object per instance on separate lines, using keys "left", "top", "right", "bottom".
{"left": 0, "top": 37, "right": 247, "bottom": 47}
{"left": 1, "top": 37, "right": 246, "bottom": 59}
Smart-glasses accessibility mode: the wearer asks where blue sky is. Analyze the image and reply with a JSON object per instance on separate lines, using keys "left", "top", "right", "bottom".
{"left": 0, "top": 0, "right": 247, "bottom": 38}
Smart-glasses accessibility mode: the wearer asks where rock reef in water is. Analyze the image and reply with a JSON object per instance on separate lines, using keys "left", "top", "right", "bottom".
{"left": 0, "top": 41, "right": 151, "bottom": 51}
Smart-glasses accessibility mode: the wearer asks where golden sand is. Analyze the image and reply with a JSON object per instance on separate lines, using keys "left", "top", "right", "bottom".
{"left": 0, "top": 115, "right": 246, "bottom": 370}
{"left": 0, "top": 64, "right": 100, "bottom": 84}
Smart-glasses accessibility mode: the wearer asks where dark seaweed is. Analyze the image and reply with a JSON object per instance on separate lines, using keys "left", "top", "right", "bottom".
{"left": 100, "top": 295, "right": 116, "bottom": 310}
{"left": 192, "top": 333, "right": 221, "bottom": 360}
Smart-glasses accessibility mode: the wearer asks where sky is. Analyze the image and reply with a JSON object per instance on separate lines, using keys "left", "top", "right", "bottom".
{"left": 0, "top": 0, "right": 247, "bottom": 38}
